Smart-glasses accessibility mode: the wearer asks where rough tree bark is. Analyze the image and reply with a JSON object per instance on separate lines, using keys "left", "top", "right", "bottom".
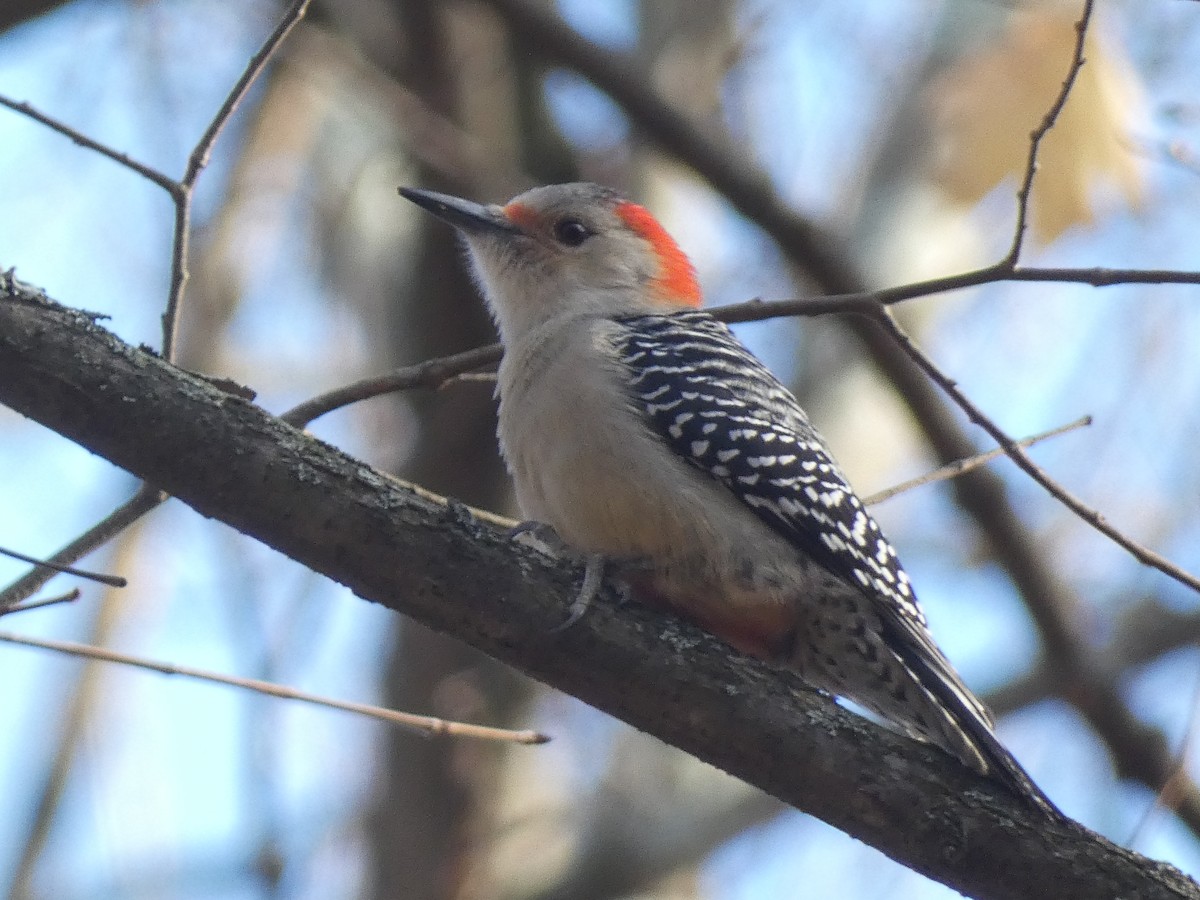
{"left": 1, "top": 281, "right": 1196, "bottom": 900}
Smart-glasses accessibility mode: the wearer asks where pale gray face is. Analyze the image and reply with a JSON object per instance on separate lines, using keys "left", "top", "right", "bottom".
{"left": 400, "top": 182, "right": 696, "bottom": 343}
{"left": 467, "top": 183, "right": 660, "bottom": 292}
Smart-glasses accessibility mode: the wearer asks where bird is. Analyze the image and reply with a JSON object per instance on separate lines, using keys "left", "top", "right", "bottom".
{"left": 399, "top": 181, "right": 1056, "bottom": 814}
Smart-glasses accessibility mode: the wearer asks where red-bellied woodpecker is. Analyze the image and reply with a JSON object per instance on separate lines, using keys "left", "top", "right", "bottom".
{"left": 399, "top": 182, "right": 1055, "bottom": 814}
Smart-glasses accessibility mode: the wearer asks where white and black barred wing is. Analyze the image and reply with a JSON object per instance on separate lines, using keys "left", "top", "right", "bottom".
{"left": 614, "top": 311, "right": 924, "bottom": 621}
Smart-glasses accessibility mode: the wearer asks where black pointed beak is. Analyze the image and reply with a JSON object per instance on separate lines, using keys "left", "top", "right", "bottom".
{"left": 398, "top": 187, "right": 522, "bottom": 236}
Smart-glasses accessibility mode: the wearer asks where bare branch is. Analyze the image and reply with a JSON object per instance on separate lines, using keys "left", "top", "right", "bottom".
{"left": 715, "top": 266, "right": 1200, "bottom": 328}
{"left": 161, "top": 0, "right": 313, "bottom": 360}
{"left": 0, "top": 630, "right": 547, "bottom": 744}
{"left": 280, "top": 344, "right": 502, "bottom": 427}
{"left": 1, "top": 0, "right": 316, "bottom": 361}
{"left": 0, "top": 545, "right": 125, "bottom": 590}
{"left": 1005, "top": 0, "right": 1095, "bottom": 264}
{"left": 863, "top": 416, "right": 1092, "bottom": 507}
{"left": 872, "top": 307, "right": 1200, "bottom": 596}
{"left": 438, "top": 371, "right": 499, "bottom": 389}
{"left": 0, "top": 589, "right": 79, "bottom": 617}
{"left": 0, "top": 485, "right": 163, "bottom": 609}
{"left": 0, "top": 96, "right": 177, "bottom": 193}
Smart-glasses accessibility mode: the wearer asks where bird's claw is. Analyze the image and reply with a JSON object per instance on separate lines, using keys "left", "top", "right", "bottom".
{"left": 551, "top": 553, "right": 605, "bottom": 633}
{"left": 507, "top": 519, "right": 564, "bottom": 549}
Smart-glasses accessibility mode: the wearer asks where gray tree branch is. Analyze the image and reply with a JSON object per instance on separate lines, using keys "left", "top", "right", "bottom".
{"left": 1, "top": 283, "right": 1197, "bottom": 900}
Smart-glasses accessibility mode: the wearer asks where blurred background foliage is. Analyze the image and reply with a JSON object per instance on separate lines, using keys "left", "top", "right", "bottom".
{"left": 1, "top": 0, "right": 1199, "bottom": 897}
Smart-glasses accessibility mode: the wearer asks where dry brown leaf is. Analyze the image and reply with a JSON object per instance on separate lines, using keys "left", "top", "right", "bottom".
{"left": 927, "top": 10, "right": 1144, "bottom": 244}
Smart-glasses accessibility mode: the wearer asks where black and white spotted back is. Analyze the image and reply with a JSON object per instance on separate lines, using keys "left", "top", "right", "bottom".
{"left": 610, "top": 311, "right": 1059, "bottom": 811}
{"left": 615, "top": 311, "right": 921, "bottom": 623}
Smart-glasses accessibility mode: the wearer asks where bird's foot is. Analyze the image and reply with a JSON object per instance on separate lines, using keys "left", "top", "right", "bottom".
{"left": 507, "top": 519, "right": 565, "bottom": 553}
{"left": 551, "top": 553, "right": 607, "bottom": 633}
{"left": 506, "top": 522, "right": 601, "bottom": 628}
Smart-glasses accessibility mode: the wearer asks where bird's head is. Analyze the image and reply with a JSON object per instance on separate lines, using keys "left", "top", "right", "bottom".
{"left": 399, "top": 182, "right": 700, "bottom": 344}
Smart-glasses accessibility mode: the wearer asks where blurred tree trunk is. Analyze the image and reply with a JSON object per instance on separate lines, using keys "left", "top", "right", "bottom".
{"left": 360, "top": 4, "right": 513, "bottom": 898}
{"left": 321, "top": 2, "right": 548, "bottom": 897}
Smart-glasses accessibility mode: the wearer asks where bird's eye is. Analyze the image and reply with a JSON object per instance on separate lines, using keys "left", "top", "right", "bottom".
{"left": 553, "top": 218, "right": 592, "bottom": 247}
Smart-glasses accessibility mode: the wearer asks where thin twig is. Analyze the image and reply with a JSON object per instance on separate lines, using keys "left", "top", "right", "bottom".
{"left": 0, "top": 630, "right": 549, "bottom": 744}
{"left": 1, "top": 1, "right": 313, "bottom": 363}
{"left": 864, "top": 416, "right": 1092, "bottom": 507}
{"left": 161, "top": 0, "right": 313, "bottom": 361}
{"left": 0, "top": 485, "right": 164, "bottom": 609}
{"left": 720, "top": 265, "right": 1200, "bottom": 323}
{"left": 274, "top": 252, "right": 1200, "bottom": 426}
{"left": 0, "top": 545, "right": 126, "bottom": 589}
{"left": 0, "top": 589, "right": 80, "bottom": 617}
{"left": 185, "top": 1, "right": 311, "bottom": 180}
{"left": 1005, "top": 0, "right": 1095, "bottom": 264}
{"left": 873, "top": 307, "right": 1200, "bottom": 595}
{"left": 280, "top": 344, "right": 502, "bottom": 427}
{"left": 0, "top": 96, "right": 178, "bottom": 193}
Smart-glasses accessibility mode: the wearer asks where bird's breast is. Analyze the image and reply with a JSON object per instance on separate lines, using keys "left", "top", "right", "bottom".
{"left": 496, "top": 322, "right": 681, "bottom": 556}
